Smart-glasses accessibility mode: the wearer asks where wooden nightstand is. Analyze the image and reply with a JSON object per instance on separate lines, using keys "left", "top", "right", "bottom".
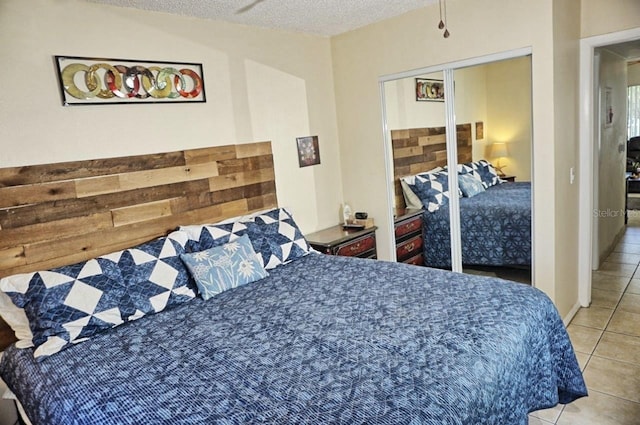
{"left": 306, "top": 224, "right": 377, "bottom": 259}
{"left": 501, "top": 175, "right": 516, "bottom": 182}
{"left": 394, "top": 209, "right": 424, "bottom": 266}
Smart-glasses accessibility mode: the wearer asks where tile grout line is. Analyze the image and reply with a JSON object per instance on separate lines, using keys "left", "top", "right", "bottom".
{"left": 586, "top": 261, "right": 634, "bottom": 361}
{"left": 559, "top": 236, "right": 640, "bottom": 423}
{"left": 583, "top": 388, "right": 640, "bottom": 408}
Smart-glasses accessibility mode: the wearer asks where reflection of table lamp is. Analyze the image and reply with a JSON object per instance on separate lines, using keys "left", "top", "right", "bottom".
{"left": 490, "top": 142, "right": 509, "bottom": 177}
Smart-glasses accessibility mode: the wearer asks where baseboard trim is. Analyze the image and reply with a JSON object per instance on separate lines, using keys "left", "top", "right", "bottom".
{"left": 598, "top": 224, "right": 626, "bottom": 267}
{"left": 563, "top": 300, "right": 583, "bottom": 326}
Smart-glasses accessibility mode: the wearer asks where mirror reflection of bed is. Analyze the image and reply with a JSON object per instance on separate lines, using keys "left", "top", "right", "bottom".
{"left": 385, "top": 56, "right": 532, "bottom": 284}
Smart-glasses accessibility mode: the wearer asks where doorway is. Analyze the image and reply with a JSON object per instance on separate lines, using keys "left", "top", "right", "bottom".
{"left": 578, "top": 27, "right": 640, "bottom": 307}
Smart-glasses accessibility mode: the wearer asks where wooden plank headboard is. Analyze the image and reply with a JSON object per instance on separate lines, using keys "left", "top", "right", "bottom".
{"left": 0, "top": 141, "right": 277, "bottom": 349}
{"left": 391, "top": 123, "right": 473, "bottom": 212}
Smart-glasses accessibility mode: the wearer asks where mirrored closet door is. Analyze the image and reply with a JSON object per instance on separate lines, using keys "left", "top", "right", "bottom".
{"left": 381, "top": 52, "right": 533, "bottom": 284}
{"left": 384, "top": 71, "right": 452, "bottom": 271}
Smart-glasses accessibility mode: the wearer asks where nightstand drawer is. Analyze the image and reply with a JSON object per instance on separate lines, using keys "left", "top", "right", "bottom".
{"left": 396, "top": 234, "right": 423, "bottom": 261}
{"left": 394, "top": 210, "right": 424, "bottom": 266}
{"left": 335, "top": 234, "right": 376, "bottom": 257}
{"left": 307, "top": 225, "right": 378, "bottom": 260}
{"left": 404, "top": 253, "right": 424, "bottom": 266}
{"left": 394, "top": 216, "right": 422, "bottom": 239}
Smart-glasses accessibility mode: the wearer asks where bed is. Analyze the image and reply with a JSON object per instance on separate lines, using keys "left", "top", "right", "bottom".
{"left": 0, "top": 144, "right": 585, "bottom": 424}
{"left": 422, "top": 181, "right": 531, "bottom": 268}
{"left": 391, "top": 124, "right": 531, "bottom": 269}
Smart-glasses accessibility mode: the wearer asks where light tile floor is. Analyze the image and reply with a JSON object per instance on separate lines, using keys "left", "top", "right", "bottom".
{"left": 528, "top": 217, "right": 640, "bottom": 424}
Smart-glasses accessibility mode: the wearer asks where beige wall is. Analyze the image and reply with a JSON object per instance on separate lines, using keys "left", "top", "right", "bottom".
{"left": 629, "top": 63, "right": 640, "bottom": 86}
{"left": 551, "top": 0, "right": 582, "bottom": 319}
{"left": 383, "top": 71, "right": 447, "bottom": 131}
{"left": 485, "top": 56, "right": 533, "bottom": 182}
{"left": 0, "top": 0, "right": 343, "bottom": 233}
{"left": 596, "top": 49, "right": 628, "bottom": 261}
{"left": 454, "top": 66, "right": 489, "bottom": 162}
{"left": 581, "top": 0, "right": 640, "bottom": 38}
{"left": 331, "top": 0, "right": 566, "bottom": 308}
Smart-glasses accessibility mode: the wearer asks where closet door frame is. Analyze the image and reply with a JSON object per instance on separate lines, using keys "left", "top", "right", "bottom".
{"left": 379, "top": 47, "right": 532, "bottom": 274}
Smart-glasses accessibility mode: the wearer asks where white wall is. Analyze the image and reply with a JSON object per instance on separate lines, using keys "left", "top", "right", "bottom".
{"left": 0, "top": 0, "right": 344, "bottom": 233}
{"left": 596, "top": 49, "right": 628, "bottom": 260}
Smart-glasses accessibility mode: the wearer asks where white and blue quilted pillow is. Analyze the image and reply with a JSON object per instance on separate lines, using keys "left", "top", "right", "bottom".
{"left": 0, "top": 231, "right": 197, "bottom": 359}
{"left": 180, "top": 207, "right": 311, "bottom": 270}
{"left": 0, "top": 258, "right": 131, "bottom": 359}
{"left": 180, "top": 234, "right": 268, "bottom": 300}
{"left": 248, "top": 208, "right": 311, "bottom": 268}
{"left": 457, "top": 162, "right": 482, "bottom": 183}
{"left": 458, "top": 160, "right": 501, "bottom": 189}
{"left": 474, "top": 159, "right": 502, "bottom": 188}
{"left": 403, "top": 171, "right": 452, "bottom": 212}
{"left": 106, "top": 231, "right": 197, "bottom": 321}
{"left": 180, "top": 220, "right": 243, "bottom": 253}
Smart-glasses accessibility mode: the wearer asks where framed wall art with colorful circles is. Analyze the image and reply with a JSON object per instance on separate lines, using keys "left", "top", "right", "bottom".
{"left": 54, "top": 56, "right": 206, "bottom": 106}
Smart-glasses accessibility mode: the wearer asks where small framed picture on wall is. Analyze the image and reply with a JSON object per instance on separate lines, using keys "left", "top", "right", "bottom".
{"left": 296, "top": 136, "right": 321, "bottom": 167}
{"left": 475, "top": 122, "right": 484, "bottom": 140}
{"left": 604, "top": 87, "right": 613, "bottom": 128}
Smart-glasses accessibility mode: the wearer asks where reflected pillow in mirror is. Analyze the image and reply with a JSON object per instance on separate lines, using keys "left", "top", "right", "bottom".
{"left": 459, "top": 173, "right": 486, "bottom": 197}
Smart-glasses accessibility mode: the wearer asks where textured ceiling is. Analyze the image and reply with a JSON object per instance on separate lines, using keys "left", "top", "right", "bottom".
{"left": 87, "top": 0, "right": 438, "bottom": 37}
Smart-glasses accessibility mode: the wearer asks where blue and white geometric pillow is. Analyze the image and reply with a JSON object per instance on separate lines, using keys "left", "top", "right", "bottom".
{"left": 105, "top": 232, "right": 197, "bottom": 321}
{"left": 400, "top": 167, "right": 447, "bottom": 210}
{"left": 457, "top": 162, "right": 483, "bottom": 183}
{"left": 180, "top": 234, "right": 268, "bottom": 300}
{"left": 180, "top": 221, "right": 242, "bottom": 253}
{"left": 248, "top": 208, "right": 311, "bottom": 269}
{"left": 180, "top": 207, "right": 311, "bottom": 270}
{"left": 459, "top": 160, "right": 501, "bottom": 189}
{"left": 404, "top": 171, "right": 452, "bottom": 212}
{"left": 0, "top": 258, "right": 131, "bottom": 359}
{"left": 474, "top": 159, "right": 502, "bottom": 188}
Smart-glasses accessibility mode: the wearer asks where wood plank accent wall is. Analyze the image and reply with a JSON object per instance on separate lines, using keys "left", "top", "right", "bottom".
{"left": 0, "top": 141, "right": 277, "bottom": 278}
{"left": 0, "top": 142, "right": 277, "bottom": 277}
{"left": 391, "top": 123, "right": 473, "bottom": 211}
{"left": 0, "top": 141, "right": 277, "bottom": 349}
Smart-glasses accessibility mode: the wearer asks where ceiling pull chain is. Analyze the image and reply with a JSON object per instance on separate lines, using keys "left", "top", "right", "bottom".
{"left": 442, "top": 0, "right": 450, "bottom": 38}
{"left": 438, "top": 0, "right": 445, "bottom": 29}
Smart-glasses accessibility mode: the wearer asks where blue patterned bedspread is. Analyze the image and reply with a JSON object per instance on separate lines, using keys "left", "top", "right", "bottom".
{"left": 1, "top": 253, "right": 585, "bottom": 425}
{"left": 424, "top": 182, "right": 531, "bottom": 268}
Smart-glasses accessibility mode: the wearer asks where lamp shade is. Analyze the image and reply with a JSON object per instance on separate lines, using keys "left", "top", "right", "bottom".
{"left": 490, "top": 142, "right": 508, "bottom": 158}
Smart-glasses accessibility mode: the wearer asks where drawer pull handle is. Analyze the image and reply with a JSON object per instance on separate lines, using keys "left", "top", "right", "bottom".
{"left": 350, "top": 243, "right": 361, "bottom": 252}
{"left": 404, "top": 242, "right": 415, "bottom": 252}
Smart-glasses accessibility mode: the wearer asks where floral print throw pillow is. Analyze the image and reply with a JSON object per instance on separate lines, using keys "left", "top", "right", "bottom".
{"left": 180, "top": 234, "right": 268, "bottom": 300}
